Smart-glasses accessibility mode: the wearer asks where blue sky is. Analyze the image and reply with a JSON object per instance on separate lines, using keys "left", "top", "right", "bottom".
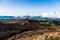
{"left": 0, "top": 0, "right": 60, "bottom": 18}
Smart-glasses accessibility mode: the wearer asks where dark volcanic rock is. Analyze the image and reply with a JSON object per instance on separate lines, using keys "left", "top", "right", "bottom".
{"left": 0, "top": 19, "right": 48, "bottom": 39}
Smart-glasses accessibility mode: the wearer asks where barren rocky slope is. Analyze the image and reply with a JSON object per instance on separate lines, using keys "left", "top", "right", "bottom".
{"left": 6, "top": 31, "right": 60, "bottom": 40}
{"left": 0, "top": 19, "right": 60, "bottom": 40}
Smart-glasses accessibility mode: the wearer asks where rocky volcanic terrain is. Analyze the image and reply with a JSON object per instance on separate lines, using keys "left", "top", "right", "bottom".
{"left": 0, "top": 19, "right": 60, "bottom": 40}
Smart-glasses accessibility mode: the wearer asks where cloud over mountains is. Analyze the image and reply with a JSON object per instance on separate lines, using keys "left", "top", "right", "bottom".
{"left": 0, "top": 0, "right": 60, "bottom": 18}
{"left": 0, "top": 8, "right": 60, "bottom": 18}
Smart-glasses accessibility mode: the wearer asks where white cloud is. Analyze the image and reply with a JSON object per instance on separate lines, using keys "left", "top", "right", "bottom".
{"left": 41, "top": 12, "right": 60, "bottom": 18}
{"left": 0, "top": 9, "right": 9, "bottom": 16}
{"left": 0, "top": 8, "right": 60, "bottom": 18}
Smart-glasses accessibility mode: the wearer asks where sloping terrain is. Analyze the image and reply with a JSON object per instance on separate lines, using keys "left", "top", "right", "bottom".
{"left": 0, "top": 19, "right": 49, "bottom": 32}
{"left": 0, "top": 19, "right": 51, "bottom": 40}
{"left": 6, "top": 31, "right": 60, "bottom": 40}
